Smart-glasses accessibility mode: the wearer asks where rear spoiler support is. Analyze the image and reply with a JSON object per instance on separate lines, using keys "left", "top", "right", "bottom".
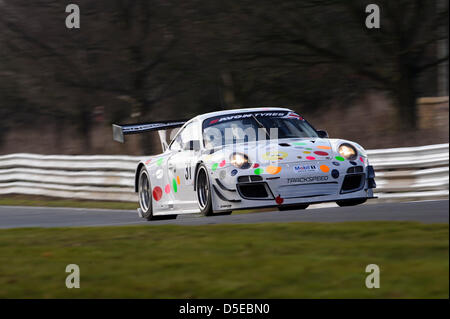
{"left": 157, "top": 130, "right": 168, "bottom": 152}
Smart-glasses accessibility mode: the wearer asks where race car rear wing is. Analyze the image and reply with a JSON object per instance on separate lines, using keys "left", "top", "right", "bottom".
{"left": 112, "top": 119, "right": 187, "bottom": 149}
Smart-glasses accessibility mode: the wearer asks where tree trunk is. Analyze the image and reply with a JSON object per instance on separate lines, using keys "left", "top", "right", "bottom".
{"left": 53, "top": 114, "right": 64, "bottom": 153}
{"left": 394, "top": 66, "right": 418, "bottom": 130}
{"left": 79, "top": 107, "right": 92, "bottom": 153}
{"left": 137, "top": 99, "right": 160, "bottom": 155}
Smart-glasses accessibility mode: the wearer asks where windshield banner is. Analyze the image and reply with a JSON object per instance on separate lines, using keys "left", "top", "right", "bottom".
{"left": 205, "top": 111, "right": 303, "bottom": 127}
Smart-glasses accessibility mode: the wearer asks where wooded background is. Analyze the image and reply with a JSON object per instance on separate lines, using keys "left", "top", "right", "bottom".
{"left": 0, "top": 0, "right": 448, "bottom": 155}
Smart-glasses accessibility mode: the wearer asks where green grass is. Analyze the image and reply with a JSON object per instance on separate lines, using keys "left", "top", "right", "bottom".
{"left": 0, "top": 195, "right": 268, "bottom": 214}
{"left": 0, "top": 195, "right": 137, "bottom": 210}
{"left": 0, "top": 222, "right": 447, "bottom": 298}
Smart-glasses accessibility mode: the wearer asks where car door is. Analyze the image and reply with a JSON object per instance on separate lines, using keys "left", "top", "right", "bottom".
{"left": 166, "top": 121, "right": 201, "bottom": 211}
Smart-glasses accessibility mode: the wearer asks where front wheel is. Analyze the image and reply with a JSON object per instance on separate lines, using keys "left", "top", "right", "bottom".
{"left": 336, "top": 198, "right": 367, "bottom": 207}
{"left": 195, "top": 164, "right": 214, "bottom": 216}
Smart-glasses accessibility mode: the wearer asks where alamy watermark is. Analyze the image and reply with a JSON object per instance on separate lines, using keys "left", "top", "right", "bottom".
{"left": 65, "top": 264, "right": 80, "bottom": 288}
{"left": 365, "top": 4, "right": 380, "bottom": 29}
{"left": 65, "top": 4, "right": 80, "bottom": 29}
{"left": 365, "top": 264, "right": 380, "bottom": 288}
{"left": 65, "top": 4, "right": 379, "bottom": 30}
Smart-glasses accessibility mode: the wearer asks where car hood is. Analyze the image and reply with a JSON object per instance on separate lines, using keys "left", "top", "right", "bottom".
{"left": 202, "top": 138, "right": 366, "bottom": 167}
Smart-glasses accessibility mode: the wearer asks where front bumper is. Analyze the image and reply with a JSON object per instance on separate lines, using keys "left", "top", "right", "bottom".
{"left": 209, "top": 161, "right": 376, "bottom": 212}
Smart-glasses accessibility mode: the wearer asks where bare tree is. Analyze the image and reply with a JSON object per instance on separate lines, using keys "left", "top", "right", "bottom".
{"left": 236, "top": 0, "right": 449, "bottom": 129}
{"left": 0, "top": 0, "right": 184, "bottom": 152}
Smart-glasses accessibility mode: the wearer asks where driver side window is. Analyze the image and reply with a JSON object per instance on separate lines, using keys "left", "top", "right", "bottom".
{"left": 170, "top": 135, "right": 182, "bottom": 151}
{"left": 170, "top": 121, "right": 200, "bottom": 151}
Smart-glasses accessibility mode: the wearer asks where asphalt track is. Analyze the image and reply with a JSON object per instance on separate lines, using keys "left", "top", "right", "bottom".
{"left": 0, "top": 200, "right": 447, "bottom": 229}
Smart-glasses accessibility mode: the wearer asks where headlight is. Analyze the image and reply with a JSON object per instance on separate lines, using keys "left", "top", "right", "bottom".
{"left": 338, "top": 143, "right": 357, "bottom": 160}
{"left": 230, "top": 152, "right": 251, "bottom": 169}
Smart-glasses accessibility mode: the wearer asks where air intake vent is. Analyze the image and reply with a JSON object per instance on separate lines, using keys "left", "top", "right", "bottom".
{"left": 347, "top": 166, "right": 363, "bottom": 174}
{"left": 340, "top": 174, "right": 364, "bottom": 193}
{"left": 237, "top": 176, "right": 250, "bottom": 183}
{"left": 250, "top": 175, "right": 263, "bottom": 182}
{"left": 238, "top": 175, "right": 263, "bottom": 183}
{"left": 238, "top": 183, "right": 269, "bottom": 199}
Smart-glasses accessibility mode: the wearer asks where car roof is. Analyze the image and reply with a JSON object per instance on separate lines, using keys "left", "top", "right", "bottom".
{"left": 192, "top": 107, "right": 294, "bottom": 122}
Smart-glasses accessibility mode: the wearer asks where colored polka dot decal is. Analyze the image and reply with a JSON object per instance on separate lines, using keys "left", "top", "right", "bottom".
{"left": 219, "top": 160, "right": 226, "bottom": 167}
{"left": 305, "top": 148, "right": 313, "bottom": 150}
{"left": 317, "top": 145, "right": 332, "bottom": 150}
{"left": 164, "top": 184, "right": 171, "bottom": 194}
{"left": 306, "top": 156, "right": 316, "bottom": 160}
{"left": 176, "top": 176, "right": 181, "bottom": 185}
{"left": 254, "top": 168, "right": 263, "bottom": 175}
{"left": 335, "top": 156, "right": 345, "bottom": 161}
{"left": 360, "top": 156, "right": 364, "bottom": 163}
{"left": 145, "top": 159, "right": 151, "bottom": 165}
{"left": 172, "top": 179, "right": 178, "bottom": 193}
{"left": 303, "top": 151, "right": 311, "bottom": 154}
{"left": 331, "top": 169, "right": 339, "bottom": 179}
{"left": 253, "top": 163, "right": 260, "bottom": 168}
{"left": 320, "top": 165, "right": 330, "bottom": 173}
{"left": 314, "top": 151, "right": 329, "bottom": 156}
{"left": 152, "top": 186, "right": 162, "bottom": 201}
{"left": 293, "top": 142, "right": 307, "bottom": 146}
{"left": 262, "top": 151, "right": 288, "bottom": 161}
{"left": 212, "top": 163, "right": 218, "bottom": 171}
{"left": 156, "top": 158, "right": 163, "bottom": 166}
{"left": 266, "top": 166, "right": 282, "bottom": 174}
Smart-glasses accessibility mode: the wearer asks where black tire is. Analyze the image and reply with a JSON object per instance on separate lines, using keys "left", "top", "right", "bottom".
{"left": 336, "top": 198, "right": 367, "bottom": 207}
{"left": 138, "top": 167, "right": 177, "bottom": 221}
{"left": 195, "top": 164, "right": 214, "bottom": 216}
{"left": 278, "top": 204, "right": 309, "bottom": 211}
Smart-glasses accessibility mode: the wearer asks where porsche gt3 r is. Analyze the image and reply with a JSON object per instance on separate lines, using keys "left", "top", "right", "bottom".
{"left": 113, "top": 107, "right": 376, "bottom": 220}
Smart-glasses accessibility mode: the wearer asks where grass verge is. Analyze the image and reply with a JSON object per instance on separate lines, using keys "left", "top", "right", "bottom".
{"left": 0, "top": 222, "right": 448, "bottom": 298}
{"left": 0, "top": 195, "right": 269, "bottom": 214}
{"left": 0, "top": 195, "right": 137, "bottom": 210}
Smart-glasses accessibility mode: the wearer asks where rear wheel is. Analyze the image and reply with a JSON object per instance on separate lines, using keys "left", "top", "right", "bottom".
{"left": 138, "top": 167, "right": 176, "bottom": 221}
{"left": 278, "top": 204, "right": 309, "bottom": 211}
{"left": 196, "top": 164, "right": 214, "bottom": 216}
{"left": 336, "top": 198, "right": 367, "bottom": 207}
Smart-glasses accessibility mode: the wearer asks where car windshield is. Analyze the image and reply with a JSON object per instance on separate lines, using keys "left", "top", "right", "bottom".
{"left": 202, "top": 111, "right": 318, "bottom": 148}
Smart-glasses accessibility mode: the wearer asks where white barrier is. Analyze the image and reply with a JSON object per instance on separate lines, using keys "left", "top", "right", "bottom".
{"left": 0, "top": 144, "right": 448, "bottom": 203}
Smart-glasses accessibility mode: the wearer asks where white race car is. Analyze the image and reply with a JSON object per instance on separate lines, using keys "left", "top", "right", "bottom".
{"left": 113, "top": 107, "right": 376, "bottom": 220}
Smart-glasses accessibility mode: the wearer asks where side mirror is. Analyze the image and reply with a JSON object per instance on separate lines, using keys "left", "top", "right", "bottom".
{"left": 317, "top": 130, "right": 329, "bottom": 138}
{"left": 184, "top": 140, "right": 201, "bottom": 151}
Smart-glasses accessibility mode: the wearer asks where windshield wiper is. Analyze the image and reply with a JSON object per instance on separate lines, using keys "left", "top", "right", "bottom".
{"left": 251, "top": 115, "right": 270, "bottom": 140}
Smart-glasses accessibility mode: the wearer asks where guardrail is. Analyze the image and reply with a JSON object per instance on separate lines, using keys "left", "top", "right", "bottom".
{"left": 366, "top": 143, "right": 449, "bottom": 202}
{"left": 0, "top": 143, "right": 448, "bottom": 203}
